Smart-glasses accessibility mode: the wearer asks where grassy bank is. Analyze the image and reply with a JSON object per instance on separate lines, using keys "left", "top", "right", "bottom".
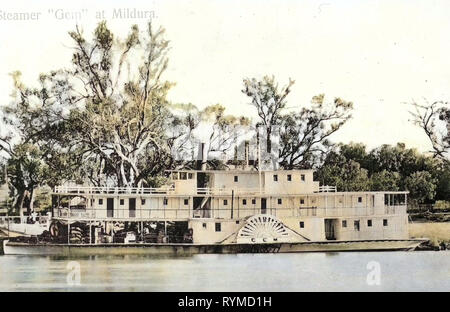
{"left": 409, "top": 222, "right": 450, "bottom": 246}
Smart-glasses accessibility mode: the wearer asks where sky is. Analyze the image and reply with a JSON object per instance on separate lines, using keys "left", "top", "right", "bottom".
{"left": 1, "top": 0, "right": 449, "bottom": 153}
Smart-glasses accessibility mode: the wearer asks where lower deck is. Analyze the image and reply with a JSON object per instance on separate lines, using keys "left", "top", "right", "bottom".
{"left": 35, "top": 210, "right": 409, "bottom": 247}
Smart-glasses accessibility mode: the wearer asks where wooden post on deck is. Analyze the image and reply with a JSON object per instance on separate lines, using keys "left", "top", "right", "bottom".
{"left": 68, "top": 222, "right": 70, "bottom": 245}
{"left": 231, "top": 190, "right": 234, "bottom": 219}
{"left": 89, "top": 221, "right": 92, "bottom": 244}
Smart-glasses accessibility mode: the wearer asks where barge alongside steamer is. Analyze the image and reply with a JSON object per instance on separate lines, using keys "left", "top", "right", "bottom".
{"left": 2, "top": 168, "right": 425, "bottom": 255}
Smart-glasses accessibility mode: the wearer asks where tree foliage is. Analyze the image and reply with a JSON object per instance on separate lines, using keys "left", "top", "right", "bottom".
{"left": 316, "top": 150, "right": 370, "bottom": 191}
{"left": 410, "top": 100, "right": 450, "bottom": 161}
{"left": 242, "top": 75, "right": 294, "bottom": 154}
{"left": 279, "top": 94, "right": 353, "bottom": 169}
{"left": 317, "top": 142, "right": 445, "bottom": 203}
{"left": 243, "top": 76, "right": 353, "bottom": 169}
{"left": 404, "top": 171, "right": 437, "bottom": 204}
{"left": 370, "top": 170, "right": 401, "bottom": 191}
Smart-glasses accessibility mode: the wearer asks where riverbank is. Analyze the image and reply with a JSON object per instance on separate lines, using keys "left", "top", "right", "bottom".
{"left": 409, "top": 222, "right": 450, "bottom": 248}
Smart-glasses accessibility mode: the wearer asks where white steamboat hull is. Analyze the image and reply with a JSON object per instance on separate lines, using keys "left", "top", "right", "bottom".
{"left": 2, "top": 239, "right": 425, "bottom": 256}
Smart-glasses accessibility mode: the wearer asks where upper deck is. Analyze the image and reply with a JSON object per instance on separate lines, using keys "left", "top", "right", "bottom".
{"left": 53, "top": 185, "right": 326, "bottom": 196}
{"left": 53, "top": 169, "right": 322, "bottom": 196}
{"left": 51, "top": 169, "right": 408, "bottom": 222}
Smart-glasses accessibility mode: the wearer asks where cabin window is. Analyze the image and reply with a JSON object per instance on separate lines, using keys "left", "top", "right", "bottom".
{"left": 184, "top": 199, "right": 189, "bottom": 205}
{"left": 358, "top": 197, "right": 362, "bottom": 203}
{"left": 367, "top": 220, "right": 372, "bottom": 227}
{"left": 273, "top": 174, "right": 278, "bottom": 182}
{"left": 202, "top": 223, "right": 207, "bottom": 229}
{"left": 141, "top": 199, "right": 146, "bottom": 205}
{"left": 215, "top": 223, "right": 221, "bottom": 232}
{"left": 277, "top": 198, "right": 282, "bottom": 205}
{"left": 234, "top": 175, "right": 238, "bottom": 182}
{"left": 354, "top": 220, "right": 360, "bottom": 231}
{"left": 236, "top": 220, "right": 240, "bottom": 224}
{"left": 120, "top": 199, "right": 124, "bottom": 205}
{"left": 172, "top": 172, "right": 178, "bottom": 180}
{"left": 252, "top": 199, "right": 256, "bottom": 205}
{"left": 299, "top": 221, "right": 305, "bottom": 228}
{"left": 223, "top": 199, "right": 228, "bottom": 205}
{"left": 98, "top": 199, "right": 103, "bottom": 205}
{"left": 301, "top": 174, "right": 305, "bottom": 181}
{"left": 188, "top": 173, "right": 194, "bottom": 179}
{"left": 383, "top": 219, "right": 388, "bottom": 226}
{"left": 342, "top": 220, "right": 347, "bottom": 228}
{"left": 243, "top": 199, "right": 247, "bottom": 205}
{"left": 180, "top": 172, "right": 187, "bottom": 180}
{"left": 163, "top": 198, "right": 168, "bottom": 205}
{"left": 287, "top": 174, "right": 292, "bottom": 181}
{"left": 384, "top": 194, "right": 390, "bottom": 205}
{"left": 300, "top": 198, "right": 305, "bottom": 205}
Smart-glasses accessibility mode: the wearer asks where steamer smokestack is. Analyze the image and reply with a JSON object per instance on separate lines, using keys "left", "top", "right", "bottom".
{"left": 244, "top": 140, "right": 249, "bottom": 169}
{"left": 197, "top": 143, "right": 207, "bottom": 171}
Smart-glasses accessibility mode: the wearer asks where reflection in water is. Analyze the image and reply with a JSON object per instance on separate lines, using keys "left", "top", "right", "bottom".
{"left": 0, "top": 251, "right": 448, "bottom": 291}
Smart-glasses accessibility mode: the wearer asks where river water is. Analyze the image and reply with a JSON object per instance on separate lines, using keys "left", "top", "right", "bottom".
{"left": 0, "top": 251, "right": 448, "bottom": 291}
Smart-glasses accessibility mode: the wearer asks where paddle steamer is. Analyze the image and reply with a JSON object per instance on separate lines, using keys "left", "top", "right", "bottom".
{"left": 3, "top": 162, "right": 423, "bottom": 255}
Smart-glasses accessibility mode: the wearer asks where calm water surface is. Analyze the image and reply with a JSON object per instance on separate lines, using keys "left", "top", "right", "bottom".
{"left": 0, "top": 251, "right": 448, "bottom": 291}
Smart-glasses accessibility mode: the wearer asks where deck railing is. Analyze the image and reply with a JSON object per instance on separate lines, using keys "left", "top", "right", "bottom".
{"left": 196, "top": 187, "right": 263, "bottom": 195}
{"left": 318, "top": 185, "right": 337, "bottom": 192}
{"left": 54, "top": 186, "right": 177, "bottom": 195}
{"left": 54, "top": 186, "right": 265, "bottom": 196}
{"left": 51, "top": 203, "right": 408, "bottom": 221}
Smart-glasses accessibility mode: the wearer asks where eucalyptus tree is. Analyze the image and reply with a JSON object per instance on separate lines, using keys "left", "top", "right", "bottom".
{"left": 410, "top": 100, "right": 450, "bottom": 162}
{"left": 278, "top": 94, "right": 353, "bottom": 169}
{"left": 242, "top": 75, "right": 294, "bottom": 154}
{"left": 1, "top": 71, "right": 79, "bottom": 214}
{"left": 0, "top": 21, "right": 193, "bottom": 215}
{"left": 60, "top": 21, "right": 175, "bottom": 187}
{"left": 9, "top": 21, "right": 177, "bottom": 188}
{"left": 243, "top": 75, "right": 353, "bottom": 169}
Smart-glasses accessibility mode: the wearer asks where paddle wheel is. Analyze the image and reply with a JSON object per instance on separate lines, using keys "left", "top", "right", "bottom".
{"left": 236, "top": 214, "right": 291, "bottom": 243}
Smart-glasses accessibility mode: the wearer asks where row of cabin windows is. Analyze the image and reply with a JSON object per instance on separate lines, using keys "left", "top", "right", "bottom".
{"left": 298, "top": 219, "right": 389, "bottom": 230}
{"left": 95, "top": 197, "right": 337, "bottom": 207}
{"left": 95, "top": 196, "right": 369, "bottom": 207}
{"left": 223, "top": 198, "right": 298, "bottom": 205}
{"left": 342, "top": 219, "right": 388, "bottom": 231}
{"left": 171, "top": 172, "right": 194, "bottom": 180}
{"left": 273, "top": 174, "right": 306, "bottom": 182}
{"left": 96, "top": 198, "right": 190, "bottom": 206}
{"left": 233, "top": 174, "right": 307, "bottom": 182}
{"left": 222, "top": 198, "right": 317, "bottom": 205}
